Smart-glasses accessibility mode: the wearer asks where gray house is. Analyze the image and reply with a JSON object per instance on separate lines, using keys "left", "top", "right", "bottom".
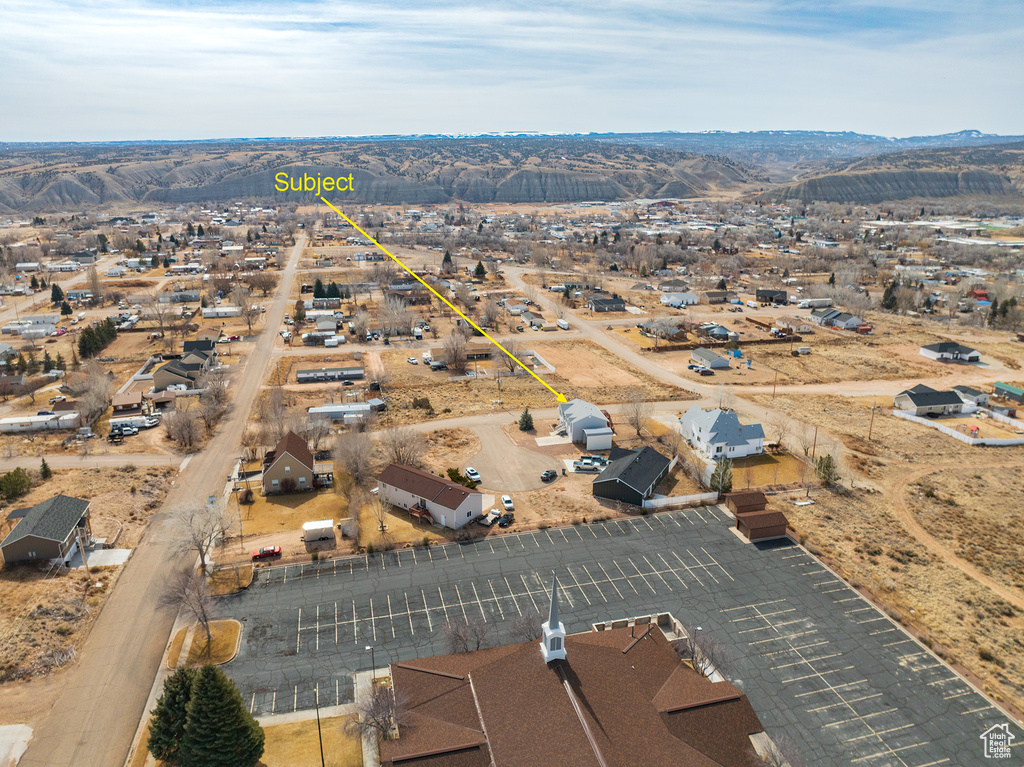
{"left": 592, "top": 446, "right": 671, "bottom": 506}
{"left": 1, "top": 495, "right": 92, "bottom": 565}
{"left": 893, "top": 385, "right": 964, "bottom": 416}
{"left": 557, "top": 399, "right": 610, "bottom": 444}
{"left": 691, "top": 348, "right": 730, "bottom": 369}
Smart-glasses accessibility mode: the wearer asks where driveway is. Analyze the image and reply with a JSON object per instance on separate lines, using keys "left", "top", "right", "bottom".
{"left": 466, "top": 423, "right": 560, "bottom": 493}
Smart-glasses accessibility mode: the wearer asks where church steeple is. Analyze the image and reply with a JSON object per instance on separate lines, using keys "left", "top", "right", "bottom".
{"left": 540, "top": 574, "right": 567, "bottom": 663}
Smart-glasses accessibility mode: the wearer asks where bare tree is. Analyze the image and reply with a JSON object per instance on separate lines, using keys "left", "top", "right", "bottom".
{"left": 161, "top": 568, "right": 214, "bottom": 646}
{"left": 244, "top": 271, "right": 278, "bottom": 296}
{"left": 507, "top": 609, "right": 543, "bottom": 643}
{"left": 498, "top": 339, "right": 524, "bottom": 375}
{"left": 379, "top": 426, "right": 425, "bottom": 469}
{"left": 164, "top": 406, "right": 203, "bottom": 452}
{"left": 380, "top": 295, "right": 412, "bottom": 337}
{"left": 768, "top": 414, "right": 791, "bottom": 451}
{"left": 352, "top": 310, "right": 370, "bottom": 339}
{"left": 441, "top": 618, "right": 491, "bottom": 653}
{"left": 231, "top": 285, "right": 262, "bottom": 334}
{"left": 752, "top": 732, "right": 803, "bottom": 767}
{"left": 622, "top": 387, "right": 653, "bottom": 437}
{"left": 87, "top": 266, "right": 103, "bottom": 303}
{"left": 76, "top": 362, "right": 112, "bottom": 421}
{"left": 168, "top": 503, "right": 223, "bottom": 573}
{"left": 442, "top": 332, "right": 468, "bottom": 374}
{"left": 258, "top": 387, "right": 287, "bottom": 444}
{"left": 302, "top": 419, "right": 331, "bottom": 454}
{"left": 453, "top": 283, "right": 473, "bottom": 309}
{"left": 334, "top": 430, "right": 375, "bottom": 486}
{"left": 143, "top": 295, "right": 174, "bottom": 339}
{"left": 672, "top": 626, "right": 731, "bottom": 679}
{"left": 196, "top": 369, "right": 230, "bottom": 431}
{"left": 481, "top": 300, "right": 501, "bottom": 330}
{"left": 368, "top": 493, "right": 392, "bottom": 542}
{"left": 347, "top": 684, "right": 410, "bottom": 743}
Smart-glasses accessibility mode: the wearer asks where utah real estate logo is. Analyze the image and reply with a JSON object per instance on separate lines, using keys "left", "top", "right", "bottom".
{"left": 980, "top": 723, "right": 1015, "bottom": 759}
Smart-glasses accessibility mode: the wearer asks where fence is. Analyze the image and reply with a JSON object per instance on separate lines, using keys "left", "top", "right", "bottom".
{"left": 892, "top": 409, "right": 1024, "bottom": 447}
{"left": 650, "top": 335, "right": 802, "bottom": 354}
{"left": 642, "top": 491, "right": 718, "bottom": 509}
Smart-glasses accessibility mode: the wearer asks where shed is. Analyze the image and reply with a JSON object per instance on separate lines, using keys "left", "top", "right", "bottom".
{"left": 736, "top": 510, "right": 790, "bottom": 542}
{"left": 994, "top": 382, "right": 1024, "bottom": 404}
{"left": 722, "top": 491, "right": 767, "bottom": 515}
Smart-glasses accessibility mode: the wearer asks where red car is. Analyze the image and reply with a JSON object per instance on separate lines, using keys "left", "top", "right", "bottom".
{"left": 251, "top": 545, "right": 281, "bottom": 560}
{"left": 228, "top": 334, "right": 241, "bottom": 341}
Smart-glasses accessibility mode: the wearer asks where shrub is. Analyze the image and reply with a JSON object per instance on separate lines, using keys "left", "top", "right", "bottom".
{"left": 412, "top": 397, "right": 432, "bottom": 411}
{"left": 239, "top": 489, "right": 254, "bottom": 505}
{"left": 0, "top": 467, "right": 32, "bottom": 500}
{"left": 366, "top": 544, "right": 375, "bottom": 555}
{"left": 279, "top": 477, "right": 297, "bottom": 493}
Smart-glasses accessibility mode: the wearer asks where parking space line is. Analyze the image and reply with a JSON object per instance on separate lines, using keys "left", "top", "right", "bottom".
{"left": 731, "top": 608, "right": 795, "bottom": 623}
{"left": 453, "top": 585, "right": 470, "bottom": 622}
{"left": 850, "top": 741, "right": 933, "bottom": 763}
{"left": 520, "top": 574, "right": 540, "bottom": 612}
{"left": 793, "top": 679, "right": 865, "bottom": 698}
{"left": 655, "top": 553, "right": 688, "bottom": 589}
{"left": 421, "top": 589, "right": 433, "bottom": 631}
{"left": 271, "top": 691, "right": 276, "bottom": 715}
{"left": 842, "top": 724, "right": 915, "bottom": 743}
{"left": 772, "top": 653, "right": 842, "bottom": 670}
{"left": 595, "top": 562, "right": 625, "bottom": 600}
{"left": 335, "top": 602, "right": 338, "bottom": 645}
{"left": 315, "top": 605, "right": 320, "bottom": 651}
{"left": 249, "top": 693, "right": 255, "bottom": 713}
{"left": 760, "top": 640, "right": 828, "bottom": 658}
{"left": 579, "top": 564, "right": 608, "bottom": 602}
{"left": 352, "top": 600, "right": 357, "bottom": 643}
{"left": 640, "top": 554, "right": 672, "bottom": 590}
{"left": 942, "top": 690, "right": 972, "bottom": 701}
{"left": 369, "top": 597, "right": 377, "bottom": 641}
{"left": 692, "top": 507, "right": 706, "bottom": 522}
{"left": 437, "top": 587, "right": 450, "bottom": 622}
{"left": 488, "top": 580, "right": 505, "bottom": 619}
{"left": 296, "top": 608, "right": 302, "bottom": 653}
{"left": 503, "top": 577, "right": 521, "bottom": 615}
{"left": 564, "top": 566, "right": 592, "bottom": 606}
{"left": 823, "top": 708, "right": 899, "bottom": 728}
{"left": 293, "top": 686, "right": 297, "bottom": 712}
{"left": 471, "top": 583, "right": 488, "bottom": 621}
{"left": 749, "top": 630, "right": 818, "bottom": 645}
{"left": 545, "top": 530, "right": 556, "bottom": 545}
{"left": 386, "top": 594, "right": 396, "bottom": 638}
{"left": 959, "top": 706, "right": 992, "bottom": 716}
{"left": 700, "top": 546, "right": 734, "bottom": 581}
{"left": 625, "top": 557, "right": 657, "bottom": 594}
{"left": 808, "top": 693, "right": 882, "bottom": 713}
{"left": 671, "top": 551, "right": 705, "bottom": 588}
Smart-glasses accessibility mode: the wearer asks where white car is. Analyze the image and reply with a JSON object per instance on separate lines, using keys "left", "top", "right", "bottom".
{"left": 407, "top": 357, "right": 418, "bottom": 365}
{"left": 465, "top": 467, "right": 481, "bottom": 482}
{"left": 501, "top": 495, "right": 514, "bottom": 511}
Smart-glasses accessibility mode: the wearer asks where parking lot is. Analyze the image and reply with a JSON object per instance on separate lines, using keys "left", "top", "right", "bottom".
{"left": 216, "top": 505, "right": 1017, "bottom": 765}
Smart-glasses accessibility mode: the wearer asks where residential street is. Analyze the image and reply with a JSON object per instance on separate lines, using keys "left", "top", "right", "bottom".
{"left": 17, "top": 235, "right": 306, "bottom": 767}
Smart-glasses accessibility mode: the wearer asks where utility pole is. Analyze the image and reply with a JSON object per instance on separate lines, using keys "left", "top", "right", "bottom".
{"left": 868, "top": 406, "right": 876, "bottom": 441}
{"left": 314, "top": 684, "right": 326, "bottom": 767}
{"left": 772, "top": 370, "right": 778, "bottom": 400}
{"left": 810, "top": 426, "right": 818, "bottom": 460}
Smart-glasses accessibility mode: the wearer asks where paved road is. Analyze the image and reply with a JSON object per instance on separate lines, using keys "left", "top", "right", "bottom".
{"left": 18, "top": 235, "right": 306, "bottom": 767}
{"left": 217, "top": 508, "right": 1016, "bottom": 766}
{"left": 465, "top": 423, "right": 559, "bottom": 493}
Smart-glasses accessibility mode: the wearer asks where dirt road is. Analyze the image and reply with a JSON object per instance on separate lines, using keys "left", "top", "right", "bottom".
{"left": 17, "top": 235, "right": 306, "bottom": 767}
{"left": 0, "top": 453, "right": 183, "bottom": 472}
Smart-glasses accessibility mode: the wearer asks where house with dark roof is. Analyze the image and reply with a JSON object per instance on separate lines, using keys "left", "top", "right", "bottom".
{"left": 919, "top": 342, "right": 980, "bottom": 363}
{"left": 953, "top": 385, "right": 990, "bottom": 406}
{"left": 152, "top": 359, "right": 206, "bottom": 391}
{"left": 592, "top": 446, "right": 671, "bottom": 507}
{"left": 755, "top": 288, "right": 787, "bottom": 304}
{"left": 1, "top": 495, "right": 92, "bottom": 565}
{"left": 587, "top": 295, "right": 626, "bottom": 313}
{"left": 377, "top": 464, "right": 493, "bottom": 529}
{"left": 893, "top": 385, "right": 964, "bottom": 416}
{"left": 262, "top": 431, "right": 315, "bottom": 494}
{"left": 679, "top": 406, "right": 765, "bottom": 462}
{"left": 380, "top": 576, "right": 769, "bottom": 767}
{"left": 811, "top": 308, "right": 863, "bottom": 330}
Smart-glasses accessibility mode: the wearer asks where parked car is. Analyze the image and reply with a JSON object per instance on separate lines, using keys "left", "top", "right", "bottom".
{"left": 501, "top": 495, "right": 514, "bottom": 511}
{"left": 698, "top": 368, "right": 715, "bottom": 376}
{"left": 498, "top": 512, "right": 515, "bottom": 528}
{"left": 465, "top": 467, "right": 481, "bottom": 482}
{"left": 251, "top": 545, "right": 282, "bottom": 560}
{"left": 572, "top": 461, "right": 600, "bottom": 472}
{"left": 49, "top": 395, "right": 67, "bottom": 404}
{"left": 407, "top": 357, "right": 418, "bottom": 365}
{"left": 227, "top": 334, "right": 241, "bottom": 341}
{"left": 478, "top": 509, "right": 501, "bottom": 527}
{"left": 541, "top": 469, "right": 557, "bottom": 482}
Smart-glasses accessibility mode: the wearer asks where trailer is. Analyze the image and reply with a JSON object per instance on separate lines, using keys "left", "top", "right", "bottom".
{"left": 110, "top": 414, "right": 161, "bottom": 430}
{"left": 300, "top": 519, "right": 335, "bottom": 542}
{"left": 797, "top": 298, "right": 833, "bottom": 309}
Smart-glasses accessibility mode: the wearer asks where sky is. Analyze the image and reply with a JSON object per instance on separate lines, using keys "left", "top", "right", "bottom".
{"left": 1, "top": 0, "right": 1023, "bottom": 142}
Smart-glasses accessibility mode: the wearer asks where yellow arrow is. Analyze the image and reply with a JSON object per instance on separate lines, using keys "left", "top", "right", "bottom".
{"left": 319, "top": 197, "right": 567, "bottom": 403}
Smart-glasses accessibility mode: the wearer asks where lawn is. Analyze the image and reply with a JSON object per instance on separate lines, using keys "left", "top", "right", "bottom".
{"left": 731, "top": 452, "right": 807, "bottom": 489}
{"left": 259, "top": 715, "right": 363, "bottom": 767}
{"left": 167, "top": 628, "right": 187, "bottom": 670}
{"left": 209, "top": 563, "right": 254, "bottom": 595}
{"left": 187, "top": 620, "right": 241, "bottom": 666}
{"left": 240, "top": 489, "right": 347, "bottom": 537}
{"left": 358, "top": 502, "right": 447, "bottom": 550}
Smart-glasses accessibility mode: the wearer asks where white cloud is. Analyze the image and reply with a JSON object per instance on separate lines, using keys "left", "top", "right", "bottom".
{"left": 0, "top": 0, "right": 1021, "bottom": 140}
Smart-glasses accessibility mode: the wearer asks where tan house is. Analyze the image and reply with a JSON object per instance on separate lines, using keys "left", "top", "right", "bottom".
{"left": 262, "top": 431, "right": 315, "bottom": 494}
{"left": 111, "top": 390, "right": 144, "bottom": 415}
{"left": 152, "top": 359, "right": 205, "bottom": 391}
{"left": 1, "top": 495, "right": 92, "bottom": 565}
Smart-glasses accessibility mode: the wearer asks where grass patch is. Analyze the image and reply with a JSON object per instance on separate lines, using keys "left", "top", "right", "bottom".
{"left": 186, "top": 619, "right": 241, "bottom": 666}
{"left": 209, "top": 563, "right": 254, "bottom": 596}
{"left": 260, "top": 715, "right": 363, "bottom": 767}
{"left": 240, "top": 489, "right": 347, "bottom": 537}
{"left": 167, "top": 627, "right": 187, "bottom": 670}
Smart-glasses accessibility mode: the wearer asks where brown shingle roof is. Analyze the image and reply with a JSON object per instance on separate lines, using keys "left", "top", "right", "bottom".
{"left": 265, "top": 431, "right": 314, "bottom": 472}
{"left": 378, "top": 464, "right": 480, "bottom": 511}
{"left": 722, "top": 491, "right": 767, "bottom": 513}
{"left": 112, "top": 391, "right": 143, "bottom": 408}
{"left": 382, "top": 626, "right": 765, "bottom": 767}
{"left": 736, "top": 509, "right": 789, "bottom": 530}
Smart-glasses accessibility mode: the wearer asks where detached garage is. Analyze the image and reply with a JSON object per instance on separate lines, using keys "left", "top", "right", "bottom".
{"left": 581, "top": 427, "right": 614, "bottom": 451}
{"left": 736, "top": 510, "right": 790, "bottom": 542}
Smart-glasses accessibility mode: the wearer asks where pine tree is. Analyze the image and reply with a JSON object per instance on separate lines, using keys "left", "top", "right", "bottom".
{"left": 716, "top": 278, "right": 727, "bottom": 290}
{"left": 474, "top": 261, "right": 486, "bottom": 278}
{"left": 180, "top": 665, "right": 264, "bottom": 767}
{"left": 988, "top": 298, "right": 999, "bottom": 327}
{"left": 43, "top": 351, "right": 54, "bottom": 373}
{"left": 313, "top": 278, "right": 325, "bottom": 298}
{"left": 709, "top": 459, "right": 733, "bottom": 494}
{"left": 55, "top": 353, "right": 66, "bottom": 372}
{"left": 815, "top": 454, "right": 839, "bottom": 486}
{"left": 518, "top": 407, "right": 534, "bottom": 431}
{"left": 51, "top": 283, "right": 64, "bottom": 304}
{"left": 828, "top": 272, "right": 836, "bottom": 286}
{"left": 60, "top": 301, "right": 72, "bottom": 316}
{"left": 30, "top": 275, "right": 38, "bottom": 290}
{"left": 197, "top": 224, "right": 205, "bottom": 236}
{"left": 148, "top": 667, "right": 197, "bottom": 765}
{"left": 40, "top": 458, "right": 52, "bottom": 480}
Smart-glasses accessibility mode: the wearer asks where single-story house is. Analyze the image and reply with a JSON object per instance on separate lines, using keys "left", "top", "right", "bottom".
{"left": 893, "top": 384, "right": 964, "bottom": 416}
{"left": 1, "top": 495, "right": 92, "bottom": 565}
{"left": 952, "top": 385, "right": 990, "bottom": 406}
{"left": 701, "top": 290, "right": 729, "bottom": 304}
{"left": 152, "top": 359, "right": 205, "bottom": 391}
{"left": 679, "top": 406, "right": 765, "bottom": 462}
{"left": 377, "top": 463, "right": 493, "bottom": 530}
{"left": 658, "top": 278, "right": 690, "bottom": 292}
{"left": 660, "top": 292, "right": 699, "bottom": 308}
{"left": 588, "top": 295, "right": 626, "bottom": 313}
{"left": 0, "top": 412, "right": 80, "bottom": 433}
{"left": 994, "top": 382, "right": 1024, "bottom": 404}
{"left": 691, "top": 348, "right": 730, "bottom": 369}
{"left": 811, "top": 308, "right": 863, "bottom": 330}
{"left": 307, "top": 399, "right": 386, "bottom": 423}
{"left": 592, "top": 446, "right": 671, "bottom": 507}
{"left": 557, "top": 398, "right": 610, "bottom": 445}
{"left": 182, "top": 339, "right": 217, "bottom": 361}
{"left": 112, "top": 390, "right": 144, "bottom": 414}
{"left": 755, "top": 289, "right": 787, "bottom": 304}
{"left": 919, "top": 342, "right": 980, "bottom": 363}
{"left": 774, "top": 316, "right": 813, "bottom": 334}
{"left": 722, "top": 491, "right": 767, "bottom": 515}
{"left": 700, "top": 323, "right": 739, "bottom": 342}
{"left": 736, "top": 509, "right": 790, "bottom": 542}
{"left": 297, "top": 367, "right": 364, "bottom": 384}
{"left": 262, "top": 431, "right": 315, "bottom": 494}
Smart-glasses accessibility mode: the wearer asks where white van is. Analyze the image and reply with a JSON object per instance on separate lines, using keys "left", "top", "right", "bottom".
{"left": 556, "top": 319, "right": 569, "bottom": 330}
{"left": 422, "top": 351, "right": 432, "bottom": 363}
{"left": 745, "top": 300, "right": 758, "bottom": 308}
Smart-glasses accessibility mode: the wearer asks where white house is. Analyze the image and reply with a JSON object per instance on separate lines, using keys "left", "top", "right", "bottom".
{"left": 811, "top": 308, "right": 863, "bottom": 330}
{"left": 952, "top": 385, "right": 990, "bottom": 406}
{"left": 557, "top": 399, "right": 610, "bottom": 445}
{"left": 679, "top": 406, "right": 764, "bottom": 462}
{"left": 690, "top": 348, "right": 730, "bottom": 369}
{"left": 919, "top": 342, "right": 980, "bottom": 363}
{"left": 893, "top": 384, "right": 964, "bottom": 416}
{"left": 377, "top": 463, "right": 493, "bottom": 530}
{"left": 0, "top": 412, "right": 79, "bottom": 433}
{"left": 660, "top": 292, "right": 698, "bottom": 308}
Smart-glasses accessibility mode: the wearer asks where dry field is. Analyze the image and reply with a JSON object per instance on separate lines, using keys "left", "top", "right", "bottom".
{"left": 238, "top": 489, "right": 347, "bottom": 538}
{"left": 730, "top": 452, "right": 807, "bottom": 488}
{"left": 907, "top": 466, "right": 1024, "bottom": 595}
{"left": 258, "top": 715, "right": 363, "bottom": 767}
